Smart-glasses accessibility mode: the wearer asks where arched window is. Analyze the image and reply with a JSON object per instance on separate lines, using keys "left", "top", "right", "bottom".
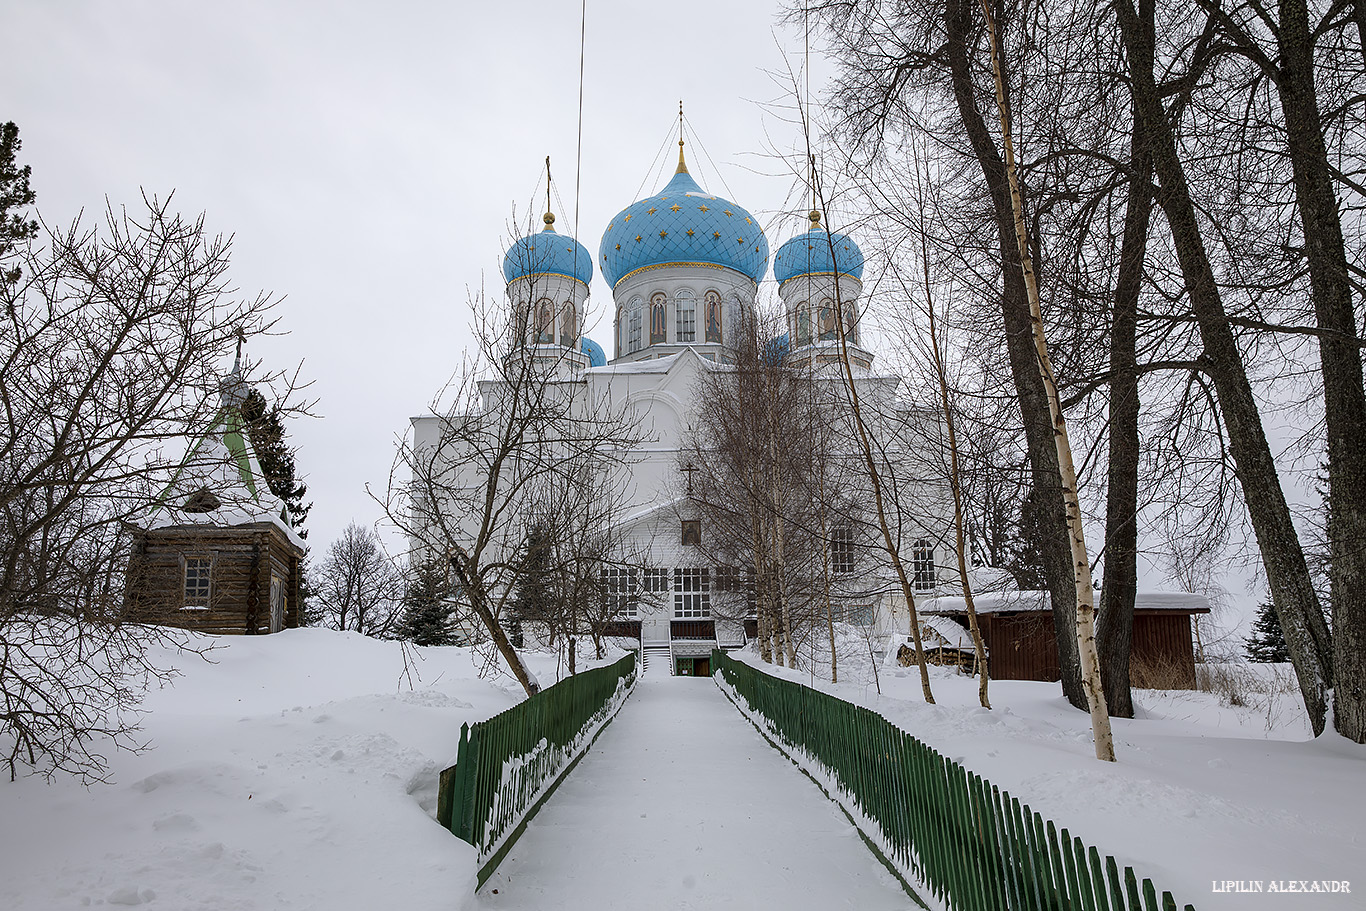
{"left": 704, "top": 290, "right": 723, "bottom": 343}
{"left": 912, "top": 539, "right": 936, "bottom": 591}
{"left": 536, "top": 299, "right": 555, "bottom": 344}
{"left": 649, "top": 292, "right": 667, "bottom": 345}
{"left": 676, "top": 289, "right": 696, "bottom": 342}
{"left": 628, "top": 298, "right": 643, "bottom": 353}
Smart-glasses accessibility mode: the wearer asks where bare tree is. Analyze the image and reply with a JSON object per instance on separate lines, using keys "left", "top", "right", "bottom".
{"left": 384, "top": 230, "right": 642, "bottom": 697}
{"left": 0, "top": 189, "right": 293, "bottom": 780}
{"left": 314, "top": 522, "right": 401, "bottom": 637}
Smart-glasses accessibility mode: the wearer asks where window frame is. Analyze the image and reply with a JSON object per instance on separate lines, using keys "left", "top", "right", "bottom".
{"left": 673, "top": 567, "right": 710, "bottom": 618}
{"left": 911, "top": 539, "right": 936, "bottom": 591}
{"left": 182, "top": 554, "right": 213, "bottom": 610}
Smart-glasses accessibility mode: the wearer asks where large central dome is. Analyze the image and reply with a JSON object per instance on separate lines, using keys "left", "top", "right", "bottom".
{"left": 598, "top": 157, "right": 769, "bottom": 290}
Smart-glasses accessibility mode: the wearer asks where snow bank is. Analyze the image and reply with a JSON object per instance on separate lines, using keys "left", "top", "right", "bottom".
{"left": 731, "top": 647, "right": 1365, "bottom": 910}
{"left": 0, "top": 628, "right": 591, "bottom": 911}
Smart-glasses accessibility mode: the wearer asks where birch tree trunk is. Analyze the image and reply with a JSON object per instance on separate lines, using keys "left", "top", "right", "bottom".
{"left": 980, "top": 0, "right": 1114, "bottom": 760}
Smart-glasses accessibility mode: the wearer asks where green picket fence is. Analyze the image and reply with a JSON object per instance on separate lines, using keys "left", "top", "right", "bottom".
{"left": 437, "top": 652, "right": 636, "bottom": 881}
{"left": 713, "top": 649, "right": 1194, "bottom": 911}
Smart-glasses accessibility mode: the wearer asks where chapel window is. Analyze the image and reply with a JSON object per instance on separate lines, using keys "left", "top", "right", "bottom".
{"left": 184, "top": 556, "right": 212, "bottom": 609}
{"left": 676, "top": 290, "right": 696, "bottom": 342}
{"left": 628, "top": 299, "right": 643, "bottom": 352}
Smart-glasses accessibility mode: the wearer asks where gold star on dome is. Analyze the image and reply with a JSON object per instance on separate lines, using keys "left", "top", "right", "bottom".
{"left": 724, "top": 209, "right": 733, "bottom": 217}
{"left": 737, "top": 237, "right": 745, "bottom": 244}
{"left": 647, "top": 207, "right": 657, "bottom": 215}
{"left": 712, "top": 231, "right": 721, "bottom": 239}
{"left": 624, "top": 214, "right": 632, "bottom": 223}
{"left": 615, "top": 243, "right": 621, "bottom": 250}
{"left": 670, "top": 204, "right": 682, "bottom": 212}
{"left": 608, "top": 222, "right": 614, "bottom": 230}
{"left": 635, "top": 235, "right": 642, "bottom": 242}
{"left": 745, "top": 217, "right": 752, "bottom": 225}
{"left": 686, "top": 229, "right": 695, "bottom": 237}
{"left": 659, "top": 231, "right": 668, "bottom": 239}
{"left": 698, "top": 205, "right": 710, "bottom": 212}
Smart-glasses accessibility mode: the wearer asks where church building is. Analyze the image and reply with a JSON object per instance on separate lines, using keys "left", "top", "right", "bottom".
{"left": 411, "top": 139, "right": 954, "bottom": 674}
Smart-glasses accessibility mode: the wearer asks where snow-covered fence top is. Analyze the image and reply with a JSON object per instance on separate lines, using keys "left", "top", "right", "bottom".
{"left": 712, "top": 649, "right": 1196, "bottom": 911}
{"left": 437, "top": 652, "right": 636, "bottom": 886}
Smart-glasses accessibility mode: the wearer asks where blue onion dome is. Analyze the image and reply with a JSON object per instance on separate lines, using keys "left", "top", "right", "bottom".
{"left": 773, "top": 210, "right": 864, "bottom": 284}
{"left": 580, "top": 337, "right": 607, "bottom": 367}
{"left": 503, "top": 212, "right": 593, "bottom": 286}
{"left": 598, "top": 144, "right": 769, "bottom": 289}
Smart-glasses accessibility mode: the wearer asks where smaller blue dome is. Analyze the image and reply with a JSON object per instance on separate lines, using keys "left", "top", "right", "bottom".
{"left": 773, "top": 213, "right": 864, "bottom": 284}
{"left": 581, "top": 337, "right": 607, "bottom": 367}
{"left": 503, "top": 214, "right": 593, "bottom": 286}
{"left": 763, "top": 333, "right": 791, "bottom": 367}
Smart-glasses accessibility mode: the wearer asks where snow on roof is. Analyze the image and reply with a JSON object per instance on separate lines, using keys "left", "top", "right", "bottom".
{"left": 920, "top": 590, "right": 1211, "bottom": 615}
{"left": 920, "top": 616, "right": 985, "bottom": 654}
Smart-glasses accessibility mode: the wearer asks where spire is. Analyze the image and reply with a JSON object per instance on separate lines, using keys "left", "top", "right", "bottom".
{"left": 675, "top": 100, "right": 689, "bottom": 175}
{"left": 543, "top": 155, "right": 557, "bottom": 232}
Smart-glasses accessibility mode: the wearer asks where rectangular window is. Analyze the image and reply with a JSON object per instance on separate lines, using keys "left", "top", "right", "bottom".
{"left": 831, "top": 527, "right": 855, "bottom": 575}
{"left": 676, "top": 301, "right": 695, "bottom": 342}
{"left": 842, "top": 603, "right": 875, "bottom": 626}
{"left": 642, "top": 567, "right": 670, "bottom": 593}
{"left": 603, "top": 567, "right": 638, "bottom": 619}
{"left": 184, "top": 556, "right": 212, "bottom": 609}
{"left": 673, "top": 567, "right": 710, "bottom": 618}
{"left": 912, "top": 540, "right": 936, "bottom": 591}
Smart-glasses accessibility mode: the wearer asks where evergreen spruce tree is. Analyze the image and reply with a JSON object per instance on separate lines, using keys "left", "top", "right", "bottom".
{"left": 1, "top": 121, "right": 39, "bottom": 286}
{"left": 510, "top": 525, "right": 558, "bottom": 645}
{"left": 243, "top": 387, "right": 312, "bottom": 536}
{"left": 394, "top": 560, "right": 456, "bottom": 646}
{"left": 1245, "top": 599, "right": 1291, "bottom": 663}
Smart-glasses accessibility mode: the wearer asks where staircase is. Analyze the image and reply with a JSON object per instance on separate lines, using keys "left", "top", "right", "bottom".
{"left": 641, "top": 642, "right": 673, "bottom": 676}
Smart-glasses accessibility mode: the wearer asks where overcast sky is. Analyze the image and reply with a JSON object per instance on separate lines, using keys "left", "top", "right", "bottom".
{"left": 5, "top": 0, "right": 836, "bottom": 555}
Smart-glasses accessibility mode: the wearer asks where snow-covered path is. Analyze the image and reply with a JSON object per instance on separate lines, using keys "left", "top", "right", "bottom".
{"left": 477, "top": 673, "right": 916, "bottom": 911}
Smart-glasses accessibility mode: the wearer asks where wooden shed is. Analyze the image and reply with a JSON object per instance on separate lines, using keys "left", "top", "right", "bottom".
{"left": 124, "top": 355, "right": 306, "bottom": 635}
{"left": 919, "top": 591, "right": 1210, "bottom": 689}
{"left": 126, "top": 521, "right": 303, "bottom": 634}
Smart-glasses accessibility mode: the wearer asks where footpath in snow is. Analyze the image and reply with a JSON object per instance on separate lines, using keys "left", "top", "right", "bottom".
{"left": 479, "top": 673, "right": 915, "bottom": 911}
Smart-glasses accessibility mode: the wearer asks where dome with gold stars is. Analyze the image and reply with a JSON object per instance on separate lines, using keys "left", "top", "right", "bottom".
{"left": 773, "top": 210, "right": 864, "bottom": 285}
{"left": 598, "top": 148, "right": 769, "bottom": 290}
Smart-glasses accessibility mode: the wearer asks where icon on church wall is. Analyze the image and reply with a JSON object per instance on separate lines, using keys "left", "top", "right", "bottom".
{"left": 705, "top": 292, "right": 723, "bottom": 343}
{"left": 681, "top": 519, "right": 701, "bottom": 547}
{"left": 560, "top": 307, "right": 577, "bottom": 346}
{"left": 650, "top": 294, "right": 667, "bottom": 345}
{"left": 818, "top": 301, "right": 838, "bottom": 341}
{"left": 537, "top": 299, "right": 555, "bottom": 344}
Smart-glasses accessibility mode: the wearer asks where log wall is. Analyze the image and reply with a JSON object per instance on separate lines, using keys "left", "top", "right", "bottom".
{"left": 125, "top": 522, "right": 304, "bottom": 635}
